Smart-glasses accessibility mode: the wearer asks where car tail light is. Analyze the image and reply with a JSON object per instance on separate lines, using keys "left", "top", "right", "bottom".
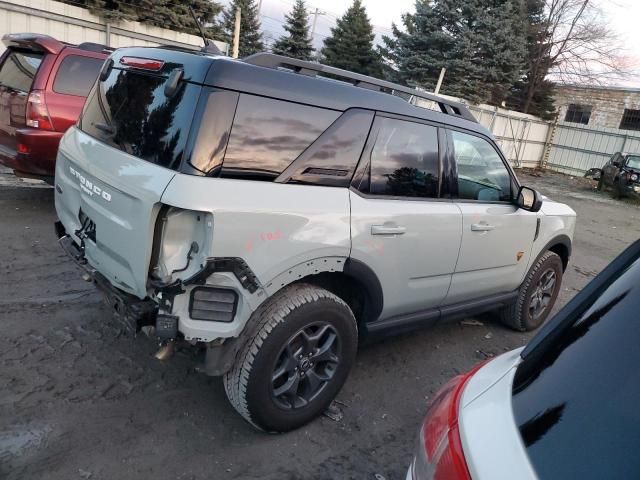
{"left": 119, "top": 57, "right": 165, "bottom": 71}
{"left": 411, "top": 361, "right": 487, "bottom": 480}
{"left": 26, "top": 90, "right": 53, "bottom": 130}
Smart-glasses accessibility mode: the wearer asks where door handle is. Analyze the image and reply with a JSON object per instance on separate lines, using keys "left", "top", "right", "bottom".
{"left": 371, "top": 224, "right": 406, "bottom": 235}
{"left": 471, "top": 222, "right": 495, "bottom": 232}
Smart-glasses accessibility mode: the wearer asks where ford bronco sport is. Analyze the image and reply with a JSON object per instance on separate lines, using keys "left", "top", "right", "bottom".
{"left": 54, "top": 47, "right": 576, "bottom": 432}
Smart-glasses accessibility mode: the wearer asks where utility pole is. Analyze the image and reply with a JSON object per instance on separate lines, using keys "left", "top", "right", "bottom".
{"left": 310, "top": 7, "right": 326, "bottom": 60}
{"left": 310, "top": 7, "right": 326, "bottom": 44}
{"left": 232, "top": 7, "right": 241, "bottom": 58}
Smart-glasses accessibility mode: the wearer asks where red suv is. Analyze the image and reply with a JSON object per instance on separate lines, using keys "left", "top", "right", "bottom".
{"left": 0, "top": 33, "right": 110, "bottom": 183}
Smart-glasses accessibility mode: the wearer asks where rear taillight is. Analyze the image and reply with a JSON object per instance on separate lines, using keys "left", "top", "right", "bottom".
{"left": 26, "top": 90, "right": 53, "bottom": 130}
{"left": 411, "top": 361, "right": 487, "bottom": 480}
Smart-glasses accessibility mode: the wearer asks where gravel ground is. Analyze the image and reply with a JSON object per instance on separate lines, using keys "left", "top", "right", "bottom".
{"left": 1, "top": 167, "right": 639, "bottom": 480}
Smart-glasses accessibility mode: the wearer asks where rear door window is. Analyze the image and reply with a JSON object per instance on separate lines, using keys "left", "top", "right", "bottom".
{"left": 221, "top": 94, "right": 339, "bottom": 180}
{"left": 0, "top": 49, "right": 43, "bottom": 93}
{"left": 79, "top": 68, "right": 201, "bottom": 170}
{"left": 53, "top": 55, "right": 104, "bottom": 97}
{"left": 365, "top": 117, "right": 440, "bottom": 198}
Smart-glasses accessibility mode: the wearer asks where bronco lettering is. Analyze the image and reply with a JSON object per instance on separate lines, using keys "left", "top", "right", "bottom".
{"left": 69, "top": 166, "right": 112, "bottom": 202}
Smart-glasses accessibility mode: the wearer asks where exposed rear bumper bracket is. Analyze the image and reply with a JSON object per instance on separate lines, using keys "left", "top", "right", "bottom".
{"left": 153, "top": 257, "right": 260, "bottom": 294}
{"left": 56, "top": 221, "right": 158, "bottom": 330}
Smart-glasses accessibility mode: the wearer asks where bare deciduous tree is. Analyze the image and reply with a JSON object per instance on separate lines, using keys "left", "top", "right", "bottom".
{"left": 523, "top": 0, "right": 630, "bottom": 114}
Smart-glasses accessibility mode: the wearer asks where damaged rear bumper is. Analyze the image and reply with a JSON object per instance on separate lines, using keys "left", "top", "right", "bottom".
{"left": 55, "top": 221, "right": 158, "bottom": 330}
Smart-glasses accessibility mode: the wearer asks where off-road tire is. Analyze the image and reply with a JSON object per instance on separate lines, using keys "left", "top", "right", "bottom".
{"left": 223, "top": 284, "right": 358, "bottom": 432}
{"left": 499, "top": 251, "right": 563, "bottom": 332}
{"left": 613, "top": 178, "right": 626, "bottom": 199}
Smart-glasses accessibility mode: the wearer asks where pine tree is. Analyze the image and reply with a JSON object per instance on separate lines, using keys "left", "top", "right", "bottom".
{"left": 60, "top": 0, "right": 224, "bottom": 39}
{"left": 221, "top": 0, "right": 265, "bottom": 58}
{"left": 506, "top": 0, "right": 556, "bottom": 119}
{"left": 321, "top": 0, "right": 383, "bottom": 78}
{"left": 381, "top": 0, "right": 526, "bottom": 105}
{"left": 272, "top": 0, "right": 313, "bottom": 60}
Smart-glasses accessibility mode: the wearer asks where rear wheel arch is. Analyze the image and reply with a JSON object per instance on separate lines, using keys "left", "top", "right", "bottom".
{"left": 262, "top": 257, "right": 383, "bottom": 329}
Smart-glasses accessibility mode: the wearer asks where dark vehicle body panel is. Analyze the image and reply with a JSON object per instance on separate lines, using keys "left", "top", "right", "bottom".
{"left": 599, "top": 152, "right": 640, "bottom": 196}
{"left": 513, "top": 239, "right": 640, "bottom": 479}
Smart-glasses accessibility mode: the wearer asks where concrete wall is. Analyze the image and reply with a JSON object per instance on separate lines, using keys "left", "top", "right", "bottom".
{"left": 0, "top": 0, "right": 228, "bottom": 54}
{"left": 554, "top": 85, "right": 640, "bottom": 130}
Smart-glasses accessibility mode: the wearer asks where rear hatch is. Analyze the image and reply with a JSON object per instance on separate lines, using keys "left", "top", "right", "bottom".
{"left": 55, "top": 47, "right": 212, "bottom": 298}
{"left": 0, "top": 35, "right": 56, "bottom": 159}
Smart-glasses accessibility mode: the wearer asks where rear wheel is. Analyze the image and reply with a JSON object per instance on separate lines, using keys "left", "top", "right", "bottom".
{"left": 224, "top": 284, "right": 358, "bottom": 432}
{"left": 499, "top": 251, "right": 563, "bottom": 332}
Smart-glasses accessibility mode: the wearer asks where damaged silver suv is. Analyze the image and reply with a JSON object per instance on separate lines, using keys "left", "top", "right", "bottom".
{"left": 54, "top": 47, "right": 576, "bottom": 432}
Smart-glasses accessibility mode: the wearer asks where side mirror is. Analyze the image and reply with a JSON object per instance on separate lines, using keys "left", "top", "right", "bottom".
{"left": 613, "top": 160, "right": 621, "bottom": 167}
{"left": 518, "top": 186, "right": 543, "bottom": 212}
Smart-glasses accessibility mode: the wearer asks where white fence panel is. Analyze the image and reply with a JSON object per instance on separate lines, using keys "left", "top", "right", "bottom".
{"left": 547, "top": 122, "right": 640, "bottom": 175}
{"left": 468, "top": 105, "right": 550, "bottom": 169}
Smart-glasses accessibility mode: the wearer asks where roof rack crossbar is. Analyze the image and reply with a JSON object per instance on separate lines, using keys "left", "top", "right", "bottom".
{"left": 243, "top": 53, "right": 477, "bottom": 123}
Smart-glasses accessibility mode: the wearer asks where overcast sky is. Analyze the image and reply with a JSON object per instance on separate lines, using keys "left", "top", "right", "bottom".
{"left": 253, "top": 0, "right": 640, "bottom": 87}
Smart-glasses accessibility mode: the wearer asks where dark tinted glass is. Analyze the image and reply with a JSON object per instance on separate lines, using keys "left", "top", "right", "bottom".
{"left": 80, "top": 68, "right": 200, "bottom": 170}
{"left": 53, "top": 55, "right": 104, "bottom": 96}
{"left": 620, "top": 108, "right": 640, "bottom": 131}
{"left": 368, "top": 117, "right": 439, "bottom": 198}
{"left": 451, "top": 130, "right": 512, "bottom": 202}
{"left": 0, "top": 49, "right": 43, "bottom": 93}
{"left": 512, "top": 258, "right": 640, "bottom": 480}
{"left": 564, "top": 103, "right": 592, "bottom": 125}
{"left": 222, "top": 94, "right": 339, "bottom": 180}
{"left": 626, "top": 155, "right": 640, "bottom": 170}
{"left": 282, "top": 109, "right": 374, "bottom": 187}
{"left": 189, "top": 89, "right": 239, "bottom": 174}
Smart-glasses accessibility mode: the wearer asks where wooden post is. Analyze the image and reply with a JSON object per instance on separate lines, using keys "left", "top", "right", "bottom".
{"left": 434, "top": 68, "right": 446, "bottom": 95}
{"left": 541, "top": 113, "right": 559, "bottom": 170}
{"left": 232, "top": 7, "right": 241, "bottom": 59}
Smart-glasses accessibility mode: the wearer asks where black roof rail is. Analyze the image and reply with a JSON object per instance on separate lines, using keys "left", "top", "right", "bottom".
{"left": 243, "top": 52, "right": 477, "bottom": 123}
{"left": 76, "top": 42, "right": 114, "bottom": 54}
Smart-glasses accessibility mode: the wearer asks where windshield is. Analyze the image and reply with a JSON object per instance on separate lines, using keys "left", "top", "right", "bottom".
{"left": 79, "top": 68, "right": 200, "bottom": 170}
{"left": 512, "top": 256, "right": 640, "bottom": 479}
{"left": 626, "top": 155, "right": 640, "bottom": 170}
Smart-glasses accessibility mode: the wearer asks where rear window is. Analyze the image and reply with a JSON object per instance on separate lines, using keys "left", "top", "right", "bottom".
{"left": 0, "top": 49, "right": 43, "bottom": 93}
{"left": 79, "top": 68, "right": 200, "bottom": 170}
{"left": 512, "top": 257, "right": 640, "bottom": 479}
{"left": 221, "top": 94, "right": 339, "bottom": 180}
{"left": 53, "top": 55, "right": 104, "bottom": 96}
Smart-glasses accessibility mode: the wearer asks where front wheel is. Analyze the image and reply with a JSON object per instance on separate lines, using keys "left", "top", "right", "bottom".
{"left": 499, "top": 251, "right": 563, "bottom": 332}
{"left": 224, "top": 284, "right": 358, "bottom": 432}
